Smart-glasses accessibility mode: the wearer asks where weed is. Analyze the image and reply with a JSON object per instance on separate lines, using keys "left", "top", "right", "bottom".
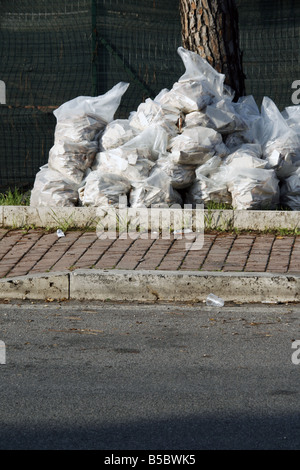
{"left": 0, "top": 188, "right": 30, "bottom": 206}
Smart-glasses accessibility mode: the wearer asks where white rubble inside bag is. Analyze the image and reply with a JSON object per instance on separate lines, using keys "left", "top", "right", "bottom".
{"left": 48, "top": 82, "right": 130, "bottom": 185}
{"left": 156, "top": 80, "right": 213, "bottom": 115}
{"left": 185, "top": 171, "right": 232, "bottom": 207}
{"left": 30, "top": 165, "right": 79, "bottom": 207}
{"left": 79, "top": 171, "right": 131, "bottom": 207}
{"left": 99, "top": 119, "right": 138, "bottom": 150}
{"left": 280, "top": 168, "right": 300, "bottom": 211}
{"left": 48, "top": 140, "right": 99, "bottom": 185}
{"left": 168, "top": 126, "right": 226, "bottom": 166}
{"left": 92, "top": 148, "right": 154, "bottom": 182}
{"left": 196, "top": 155, "right": 222, "bottom": 178}
{"left": 117, "top": 124, "right": 169, "bottom": 162}
{"left": 156, "top": 154, "right": 197, "bottom": 189}
{"left": 254, "top": 97, "right": 300, "bottom": 163}
{"left": 183, "top": 110, "right": 210, "bottom": 129}
{"left": 128, "top": 96, "right": 180, "bottom": 136}
{"left": 224, "top": 143, "right": 267, "bottom": 169}
{"left": 227, "top": 168, "right": 280, "bottom": 210}
{"left": 205, "top": 99, "right": 246, "bottom": 135}
{"left": 129, "top": 168, "right": 181, "bottom": 208}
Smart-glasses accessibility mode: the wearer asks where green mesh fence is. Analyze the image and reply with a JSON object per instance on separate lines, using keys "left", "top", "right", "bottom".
{"left": 237, "top": 0, "right": 300, "bottom": 111}
{"left": 0, "top": 0, "right": 300, "bottom": 190}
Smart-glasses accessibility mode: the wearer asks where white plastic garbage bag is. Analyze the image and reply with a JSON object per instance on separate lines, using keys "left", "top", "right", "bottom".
{"left": 168, "top": 126, "right": 224, "bottom": 165}
{"left": 227, "top": 167, "right": 280, "bottom": 210}
{"left": 30, "top": 165, "right": 79, "bottom": 207}
{"left": 53, "top": 82, "right": 130, "bottom": 125}
{"left": 48, "top": 140, "right": 99, "bottom": 185}
{"left": 182, "top": 110, "right": 210, "bottom": 129}
{"left": 93, "top": 148, "right": 154, "bottom": 182}
{"left": 196, "top": 155, "right": 222, "bottom": 178}
{"left": 254, "top": 97, "right": 300, "bottom": 160}
{"left": 122, "top": 124, "right": 169, "bottom": 161}
{"left": 156, "top": 80, "right": 213, "bottom": 115}
{"left": 79, "top": 171, "right": 131, "bottom": 207}
{"left": 177, "top": 46, "right": 229, "bottom": 100}
{"left": 129, "top": 168, "right": 179, "bottom": 208}
{"left": 99, "top": 119, "right": 137, "bottom": 150}
{"left": 48, "top": 82, "right": 129, "bottom": 184}
{"left": 128, "top": 97, "right": 180, "bottom": 136}
{"left": 157, "top": 155, "right": 196, "bottom": 189}
{"left": 280, "top": 168, "right": 300, "bottom": 210}
{"left": 185, "top": 172, "right": 232, "bottom": 207}
{"left": 205, "top": 99, "right": 246, "bottom": 134}
{"left": 225, "top": 143, "right": 266, "bottom": 169}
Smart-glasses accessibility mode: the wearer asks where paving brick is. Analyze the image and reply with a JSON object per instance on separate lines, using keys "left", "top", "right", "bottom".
{"left": 201, "top": 234, "right": 236, "bottom": 271}
{"left": 30, "top": 231, "right": 82, "bottom": 273}
{"left": 0, "top": 230, "right": 44, "bottom": 277}
{"left": 223, "top": 235, "right": 255, "bottom": 272}
{"left": 8, "top": 232, "right": 58, "bottom": 277}
{"left": 94, "top": 236, "right": 137, "bottom": 269}
{"left": 179, "top": 234, "right": 216, "bottom": 271}
{"left": 244, "top": 235, "right": 275, "bottom": 272}
{"left": 51, "top": 232, "right": 98, "bottom": 271}
{"left": 135, "top": 238, "right": 174, "bottom": 270}
{"left": 266, "top": 236, "right": 295, "bottom": 273}
{"left": 115, "top": 237, "right": 155, "bottom": 270}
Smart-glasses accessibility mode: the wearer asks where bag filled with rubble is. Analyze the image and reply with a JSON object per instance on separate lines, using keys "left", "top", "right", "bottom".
{"left": 79, "top": 171, "right": 131, "bottom": 208}
{"left": 30, "top": 165, "right": 79, "bottom": 207}
{"left": 48, "top": 82, "right": 129, "bottom": 185}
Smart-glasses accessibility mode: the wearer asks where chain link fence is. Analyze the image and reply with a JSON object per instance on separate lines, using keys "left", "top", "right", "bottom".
{"left": 0, "top": 0, "right": 299, "bottom": 190}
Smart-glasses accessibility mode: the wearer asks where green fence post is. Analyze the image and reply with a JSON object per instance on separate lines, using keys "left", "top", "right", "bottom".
{"left": 91, "top": 0, "right": 98, "bottom": 96}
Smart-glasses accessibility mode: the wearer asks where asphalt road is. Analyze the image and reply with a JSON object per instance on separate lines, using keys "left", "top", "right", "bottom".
{"left": 1, "top": 299, "right": 300, "bottom": 450}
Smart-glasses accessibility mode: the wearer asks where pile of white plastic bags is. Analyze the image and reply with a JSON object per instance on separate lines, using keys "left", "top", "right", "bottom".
{"left": 30, "top": 47, "right": 300, "bottom": 211}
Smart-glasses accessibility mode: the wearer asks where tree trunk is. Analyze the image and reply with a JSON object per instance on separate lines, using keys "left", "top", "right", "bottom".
{"left": 179, "top": 0, "right": 245, "bottom": 100}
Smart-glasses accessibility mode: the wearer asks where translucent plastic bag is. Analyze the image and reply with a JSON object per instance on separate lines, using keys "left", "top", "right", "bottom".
{"left": 93, "top": 148, "right": 154, "bottom": 182}
{"left": 99, "top": 119, "right": 137, "bottom": 151}
{"left": 196, "top": 155, "right": 222, "bottom": 178}
{"left": 79, "top": 171, "right": 131, "bottom": 207}
{"left": 183, "top": 110, "right": 210, "bottom": 129}
{"left": 254, "top": 97, "right": 300, "bottom": 159}
{"left": 205, "top": 99, "right": 246, "bottom": 134}
{"left": 280, "top": 169, "right": 300, "bottom": 210}
{"left": 129, "top": 168, "right": 178, "bottom": 208}
{"left": 177, "top": 46, "right": 228, "bottom": 100}
{"left": 30, "top": 165, "right": 79, "bottom": 207}
{"left": 225, "top": 144, "right": 266, "bottom": 169}
{"left": 128, "top": 97, "right": 180, "bottom": 136}
{"left": 185, "top": 172, "right": 232, "bottom": 207}
{"left": 156, "top": 155, "right": 196, "bottom": 189}
{"left": 156, "top": 80, "right": 213, "bottom": 115}
{"left": 49, "top": 82, "right": 129, "bottom": 184}
{"left": 122, "top": 124, "right": 169, "bottom": 161}
{"left": 48, "top": 140, "right": 99, "bottom": 185}
{"left": 169, "top": 126, "right": 223, "bottom": 165}
{"left": 227, "top": 167, "right": 280, "bottom": 210}
{"left": 53, "top": 82, "right": 130, "bottom": 124}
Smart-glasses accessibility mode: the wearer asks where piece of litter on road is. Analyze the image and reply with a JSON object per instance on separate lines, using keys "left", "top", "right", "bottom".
{"left": 206, "top": 293, "right": 225, "bottom": 307}
{"left": 57, "top": 229, "right": 65, "bottom": 237}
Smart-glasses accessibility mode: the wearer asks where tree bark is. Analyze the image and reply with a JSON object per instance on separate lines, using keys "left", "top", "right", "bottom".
{"left": 179, "top": 0, "right": 245, "bottom": 100}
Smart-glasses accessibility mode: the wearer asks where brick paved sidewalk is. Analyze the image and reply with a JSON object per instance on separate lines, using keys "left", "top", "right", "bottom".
{"left": 0, "top": 228, "right": 299, "bottom": 278}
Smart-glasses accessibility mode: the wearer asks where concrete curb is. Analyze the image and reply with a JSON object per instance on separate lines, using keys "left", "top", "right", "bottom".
{"left": 0, "top": 206, "right": 300, "bottom": 231}
{"left": 0, "top": 269, "right": 299, "bottom": 303}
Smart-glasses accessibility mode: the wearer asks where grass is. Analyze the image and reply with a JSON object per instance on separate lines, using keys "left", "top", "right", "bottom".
{"left": 0, "top": 188, "right": 30, "bottom": 206}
